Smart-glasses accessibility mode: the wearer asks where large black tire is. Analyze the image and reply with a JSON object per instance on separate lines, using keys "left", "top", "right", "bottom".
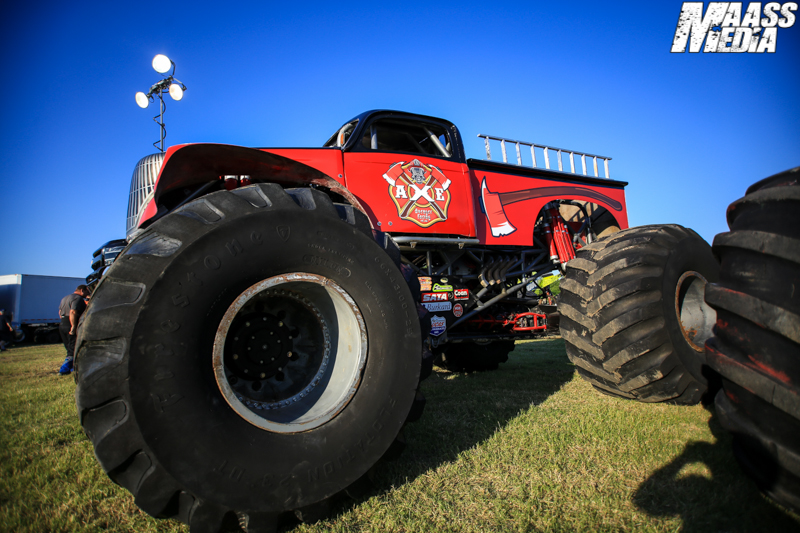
{"left": 435, "top": 340, "right": 515, "bottom": 372}
{"left": 705, "top": 167, "right": 800, "bottom": 512}
{"left": 74, "top": 184, "right": 425, "bottom": 532}
{"left": 559, "top": 224, "right": 718, "bottom": 404}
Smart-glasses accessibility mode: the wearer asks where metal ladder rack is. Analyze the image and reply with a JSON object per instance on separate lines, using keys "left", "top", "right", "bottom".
{"left": 478, "top": 134, "right": 612, "bottom": 179}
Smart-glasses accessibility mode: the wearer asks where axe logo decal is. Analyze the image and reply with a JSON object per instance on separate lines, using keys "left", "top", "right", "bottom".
{"left": 383, "top": 159, "right": 451, "bottom": 227}
{"left": 480, "top": 177, "right": 624, "bottom": 238}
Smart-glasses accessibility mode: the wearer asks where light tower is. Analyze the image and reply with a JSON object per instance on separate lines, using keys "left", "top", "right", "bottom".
{"left": 135, "top": 54, "right": 188, "bottom": 152}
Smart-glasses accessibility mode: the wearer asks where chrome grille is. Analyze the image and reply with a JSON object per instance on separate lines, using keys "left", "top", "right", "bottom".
{"left": 126, "top": 153, "right": 165, "bottom": 239}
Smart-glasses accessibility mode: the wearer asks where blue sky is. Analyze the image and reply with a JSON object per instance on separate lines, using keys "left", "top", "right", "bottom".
{"left": 2, "top": 1, "right": 798, "bottom": 278}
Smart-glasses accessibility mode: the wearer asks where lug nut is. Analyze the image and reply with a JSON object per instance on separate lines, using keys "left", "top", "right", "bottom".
{"left": 246, "top": 322, "right": 250, "bottom": 327}
{"left": 233, "top": 354, "right": 239, "bottom": 360}
{"left": 260, "top": 373, "right": 266, "bottom": 378}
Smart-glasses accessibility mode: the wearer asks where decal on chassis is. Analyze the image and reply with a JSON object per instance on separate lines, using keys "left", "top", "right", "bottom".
{"left": 422, "top": 292, "right": 450, "bottom": 303}
{"left": 423, "top": 301, "right": 452, "bottom": 312}
{"left": 430, "top": 315, "right": 447, "bottom": 336}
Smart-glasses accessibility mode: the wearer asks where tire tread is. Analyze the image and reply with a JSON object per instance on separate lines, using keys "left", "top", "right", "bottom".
{"left": 75, "top": 183, "right": 426, "bottom": 533}
{"left": 560, "top": 224, "right": 711, "bottom": 405}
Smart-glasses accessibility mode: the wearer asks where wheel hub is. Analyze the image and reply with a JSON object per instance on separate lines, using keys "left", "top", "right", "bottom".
{"left": 213, "top": 273, "right": 367, "bottom": 433}
{"left": 225, "top": 312, "right": 293, "bottom": 380}
{"left": 675, "top": 271, "right": 716, "bottom": 352}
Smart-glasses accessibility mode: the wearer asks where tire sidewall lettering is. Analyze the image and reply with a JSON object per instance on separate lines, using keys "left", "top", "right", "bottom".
{"left": 204, "top": 255, "right": 221, "bottom": 270}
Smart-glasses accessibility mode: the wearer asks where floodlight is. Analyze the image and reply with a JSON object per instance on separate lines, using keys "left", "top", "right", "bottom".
{"left": 152, "top": 54, "right": 172, "bottom": 74}
{"left": 136, "top": 54, "right": 187, "bottom": 152}
{"left": 169, "top": 83, "right": 183, "bottom": 101}
{"left": 135, "top": 91, "right": 150, "bottom": 108}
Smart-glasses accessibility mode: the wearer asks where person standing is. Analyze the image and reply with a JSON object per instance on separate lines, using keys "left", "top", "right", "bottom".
{"left": 0, "top": 309, "right": 14, "bottom": 351}
{"left": 58, "top": 285, "right": 90, "bottom": 375}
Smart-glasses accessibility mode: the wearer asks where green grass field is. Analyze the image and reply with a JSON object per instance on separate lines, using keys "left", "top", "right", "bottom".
{"left": 1, "top": 339, "right": 798, "bottom": 532}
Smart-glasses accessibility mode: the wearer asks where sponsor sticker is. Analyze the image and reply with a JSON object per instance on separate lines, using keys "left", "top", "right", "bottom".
{"left": 418, "top": 276, "right": 432, "bottom": 291}
{"left": 454, "top": 288, "right": 469, "bottom": 300}
{"left": 432, "top": 283, "right": 453, "bottom": 292}
{"left": 430, "top": 315, "right": 446, "bottom": 336}
{"left": 422, "top": 292, "right": 449, "bottom": 303}
{"left": 423, "top": 301, "right": 452, "bottom": 312}
{"left": 453, "top": 303, "right": 463, "bottom": 317}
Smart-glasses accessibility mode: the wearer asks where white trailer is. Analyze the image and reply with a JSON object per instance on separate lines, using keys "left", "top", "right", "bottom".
{"left": 0, "top": 274, "right": 87, "bottom": 342}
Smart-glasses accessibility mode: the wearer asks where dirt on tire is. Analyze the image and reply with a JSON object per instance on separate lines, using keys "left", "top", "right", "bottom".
{"left": 559, "top": 224, "right": 718, "bottom": 404}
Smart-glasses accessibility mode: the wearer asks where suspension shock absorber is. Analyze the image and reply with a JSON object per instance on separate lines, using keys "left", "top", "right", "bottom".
{"left": 546, "top": 203, "right": 576, "bottom": 265}
{"left": 542, "top": 217, "right": 559, "bottom": 266}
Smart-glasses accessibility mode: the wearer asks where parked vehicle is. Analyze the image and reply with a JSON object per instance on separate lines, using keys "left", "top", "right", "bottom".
{"left": 0, "top": 274, "right": 87, "bottom": 343}
{"left": 85, "top": 239, "right": 127, "bottom": 287}
{"left": 75, "top": 109, "right": 732, "bottom": 531}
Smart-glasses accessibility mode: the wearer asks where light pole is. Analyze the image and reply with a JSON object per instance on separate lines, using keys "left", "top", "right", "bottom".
{"left": 135, "top": 54, "right": 188, "bottom": 153}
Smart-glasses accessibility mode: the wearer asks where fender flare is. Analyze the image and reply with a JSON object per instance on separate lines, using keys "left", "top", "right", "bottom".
{"left": 138, "top": 143, "right": 366, "bottom": 229}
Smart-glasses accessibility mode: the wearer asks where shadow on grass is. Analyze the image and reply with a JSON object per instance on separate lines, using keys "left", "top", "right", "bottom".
{"left": 305, "top": 338, "right": 574, "bottom": 528}
{"left": 633, "top": 405, "right": 800, "bottom": 532}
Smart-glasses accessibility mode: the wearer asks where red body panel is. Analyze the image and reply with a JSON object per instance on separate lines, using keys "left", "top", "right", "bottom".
{"left": 263, "top": 148, "right": 345, "bottom": 188}
{"left": 343, "top": 152, "right": 476, "bottom": 237}
{"left": 135, "top": 125, "right": 628, "bottom": 250}
{"left": 138, "top": 145, "right": 348, "bottom": 230}
{"left": 469, "top": 168, "right": 629, "bottom": 246}
{"left": 138, "top": 144, "right": 185, "bottom": 226}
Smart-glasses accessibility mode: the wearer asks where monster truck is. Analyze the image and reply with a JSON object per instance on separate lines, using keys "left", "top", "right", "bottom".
{"left": 705, "top": 167, "right": 800, "bottom": 513}
{"left": 77, "top": 110, "right": 716, "bottom": 531}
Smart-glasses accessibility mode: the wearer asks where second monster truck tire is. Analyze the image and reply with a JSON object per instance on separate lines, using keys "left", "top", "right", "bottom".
{"left": 74, "top": 184, "right": 423, "bottom": 532}
{"left": 435, "top": 340, "right": 515, "bottom": 372}
{"left": 559, "top": 224, "right": 718, "bottom": 404}
{"left": 705, "top": 167, "right": 800, "bottom": 513}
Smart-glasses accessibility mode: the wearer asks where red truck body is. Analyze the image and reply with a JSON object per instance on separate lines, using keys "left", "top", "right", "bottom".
{"left": 136, "top": 110, "right": 628, "bottom": 251}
